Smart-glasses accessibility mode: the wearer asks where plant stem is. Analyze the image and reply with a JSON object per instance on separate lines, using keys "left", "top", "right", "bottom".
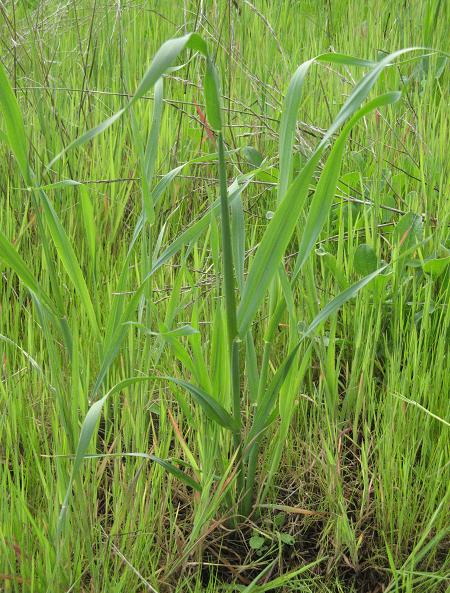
{"left": 217, "top": 133, "right": 237, "bottom": 342}
{"left": 243, "top": 291, "right": 286, "bottom": 513}
{"left": 217, "top": 131, "right": 244, "bottom": 499}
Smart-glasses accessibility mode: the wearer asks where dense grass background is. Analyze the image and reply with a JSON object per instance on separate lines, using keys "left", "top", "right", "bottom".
{"left": 1, "top": 1, "right": 449, "bottom": 591}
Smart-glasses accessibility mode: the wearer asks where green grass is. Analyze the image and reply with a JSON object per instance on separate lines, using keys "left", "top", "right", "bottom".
{"left": 1, "top": 1, "right": 449, "bottom": 592}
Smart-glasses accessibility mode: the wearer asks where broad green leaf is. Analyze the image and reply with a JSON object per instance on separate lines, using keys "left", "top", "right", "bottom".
{"left": 393, "top": 212, "right": 423, "bottom": 251}
{"left": 242, "top": 146, "right": 264, "bottom": 168}
{"left": 249, "top": 534, "right": 266, "bottom": 550}
{"left": 146, "top": 456, "right": 201, "bottom": 492}
{"left": 278, "top": 60, "right": 314, "bottom": 201}
{"left": 279, "top": 533, "right": 295, "bottom": 545}
{"left": 245, "top": 331, "right": 260, "bottom": 404}
{"left": 316, "top": 53, "right": 376, "bottom": 67}
{"left": 237, "top": 153, "right": 321, "bottom": 337}
{"left": 230, "top": 180, "right": 246, "bottom": 290}
{"left": 422, "top": 255, "right": 450, "bottom": 278}
{"left": 354, "top": 244, "right": 378, "bottom": 275}
{"left": 131, "top": 33, "right": 207, "bottom": 104}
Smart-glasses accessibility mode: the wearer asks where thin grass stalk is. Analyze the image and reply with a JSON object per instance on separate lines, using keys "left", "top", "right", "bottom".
{"left": 217, "top": 132, "right": 238, "bottom": 342}
{"left": 217, "top": 131, "right": 243, "bottom": 497}
{"left": 243, "top": 61, "right": 315, "bottom": 511}
{"left": 242, "top": 291, "right": 284, "bottom": 513}
{"left": 243, "top": 91, "right": 403, "bottom": 513}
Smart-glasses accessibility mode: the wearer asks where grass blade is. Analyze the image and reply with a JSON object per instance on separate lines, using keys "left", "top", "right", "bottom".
{"left": 0, "top": 62, "right": 30, "bottom": 183}
{"left": 74, "top": 452, "right": 201, "bottom": 492}
{"left": 47, "top": 33, "right": 211, "bottom": 169}
{"left": 36, "top": 188, "right": 101, "bottom": 340}
{"left": 57, "top": 377, "right": 158, "bottom": 535}
{"left": 278, "top": 60, "right": 314, "bottom": 201}
{"left": 237, "top": 153, "right": 321, "bottom": 337}
{"left": 238, "top": 47, "right": 412, "bottom": 337}
{"left": 162, "top": 377, "right": 237, "bottom": 431}
{"left": 0, "top": 230, "right": 57, "bottom": 315}
{"left": 292, "top": 92, "right": 401, "bottom": 279}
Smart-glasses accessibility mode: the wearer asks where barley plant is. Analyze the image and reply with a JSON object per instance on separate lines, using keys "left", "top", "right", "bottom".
{"left": 0, "top": 2, "right": 449, "bottom": 592}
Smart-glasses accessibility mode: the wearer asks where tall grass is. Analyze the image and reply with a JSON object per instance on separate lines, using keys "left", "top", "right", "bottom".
{"left": 1, "top": 2, "right": 449, "bottom": 591}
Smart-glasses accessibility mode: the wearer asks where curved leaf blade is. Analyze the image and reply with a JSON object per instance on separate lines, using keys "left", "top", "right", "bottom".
{"left": 292, "top": 92, "right": 400, "bottom": 279}
{"left": 162, "top": 376, "right": 237, "bottom": 431}
{"left": 47, "top": 33, "right": 211, "bottom": 168}
{"left": 57, "top": 377, "right": 156, "bottom": 535}
{"left": 0, "top": 62, "right": 30, "bottom": 183}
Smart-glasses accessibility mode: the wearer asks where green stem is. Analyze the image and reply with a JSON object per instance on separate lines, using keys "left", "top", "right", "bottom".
{"left": 243, "top": 284, "right": 286, "bottom": 513}
{"left": 231, "top": 337, "right": 243, "bottom": 498}
{"left": 217, "top": 131, "right": 243, "bottom": 499}
{"left": 217, "top": 132, "right": 238, "bottom": 341}
{"left": 242, "top": 445, "right": 258, "bottom": 516}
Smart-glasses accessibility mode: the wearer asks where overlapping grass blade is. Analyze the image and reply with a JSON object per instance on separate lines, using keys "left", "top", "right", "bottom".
{"left": 161, "top": 377, "right": 237, "bottom": 430}
{"left": 238, "top": 49, "right": 420, "bottom": 337}
{"left": 36, "top": 188, "right": 101, "bottom": 340}
{"left": 237, "top": 153, "right": 321, "bottom": 337}
{"left": 0, "top": 230, "right": 58, "bottom": 315}
{"left": 73, "top": 452, "right": 201, "bottom": 492}
{"left": 292, "top": 92, "right": 401, "bottom": 279}
{"left": 142, "top": 78, "right": 164, "bottom": 224}
{"left": 315, "top": 48, "right": 422, "bottom": 148}
{"left": 47, "top": 33, "right": 211, "bottom": 168}
{"left": 57, "top": 377, "right": 158, "bottom": 535}
{"left": 244, "top": 265, "right": 388, "bottom": 509}
{"left": 94, "top": 179, "right": 251, "bottom": 397}
{"left": 0, "top": 62, "right": 30, "bottom": 183}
